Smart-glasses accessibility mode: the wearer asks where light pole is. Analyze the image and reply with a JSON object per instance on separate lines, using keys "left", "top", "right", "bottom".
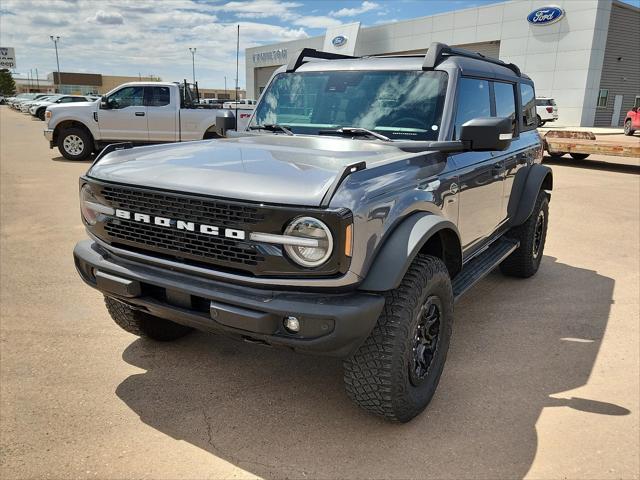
{"left": 50, "top": 35, "right": 61, "bottom": 92}
{"left": 224, "top": 76, "right": 227, "bottom": 98}
{"left": 188, "top": 47, "right": 196, "bottom": 84}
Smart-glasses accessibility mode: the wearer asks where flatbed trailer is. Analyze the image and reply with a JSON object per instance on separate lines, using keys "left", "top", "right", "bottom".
{"left": 543, "top": 130, "right": 640, "bottom": 159}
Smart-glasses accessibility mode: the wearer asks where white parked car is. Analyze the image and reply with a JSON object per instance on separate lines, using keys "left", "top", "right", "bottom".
{"left": 223, "top": 98, "right": 257, "bottom": 109}
{"left": 44, "top": 81, "right": 250, "bottom": 160}
{"left": 29, "top": 95, "right": 93, "bottom": 120}
{"left": 10, "top": 93, "right": 49, "bottom": 109}
{"left": 536, "top": 97, "right": 558, "bottom": 126}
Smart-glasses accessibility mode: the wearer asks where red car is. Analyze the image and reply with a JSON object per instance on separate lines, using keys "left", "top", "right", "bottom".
{"left": 624, "top": 107, "right": 639, "bottom": 136}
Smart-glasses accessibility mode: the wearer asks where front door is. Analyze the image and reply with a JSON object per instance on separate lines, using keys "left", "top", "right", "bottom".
{"left": 98, "top": 85, "right": 148, "bottom": 141}
{"left": 452, "top": 77, "right": 503, "bottom": 255}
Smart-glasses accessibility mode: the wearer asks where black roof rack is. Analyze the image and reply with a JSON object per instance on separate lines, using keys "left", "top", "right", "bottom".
{"left": 423, "top": 42, "right": 521, "bottom": 76}
{"left": 286, "top": 48, "right": 357, "bottom": 72}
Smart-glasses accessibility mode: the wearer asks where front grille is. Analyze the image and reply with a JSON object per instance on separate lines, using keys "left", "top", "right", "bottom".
{"left": 105, "top": 219, "right": 263, "bottom": 267}
{"left": 101, "top": 185, "right": 265, "bottom": 227}
{"left": 97, "top": 185, "right": 265, "bottom": 272}
{"left": 87, "top": 180, "right": 351, "bottom": 278}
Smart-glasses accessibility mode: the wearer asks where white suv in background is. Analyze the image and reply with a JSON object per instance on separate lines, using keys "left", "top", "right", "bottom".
{"left": 536, "top": 97, "right": 558, "bottom": 127}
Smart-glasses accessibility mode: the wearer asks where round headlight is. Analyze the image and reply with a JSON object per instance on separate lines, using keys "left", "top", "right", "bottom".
{"left": 284, "top": 217, "right": 333, "bottom": 267}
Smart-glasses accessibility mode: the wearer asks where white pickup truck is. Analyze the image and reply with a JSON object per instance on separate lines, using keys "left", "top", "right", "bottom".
{"left": 44, "top": 81, "right": 249, "bottom": 160}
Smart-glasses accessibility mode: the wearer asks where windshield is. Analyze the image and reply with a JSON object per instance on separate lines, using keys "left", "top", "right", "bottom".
{"left": 251, "top": 70, "right": 448, "bottom": 141}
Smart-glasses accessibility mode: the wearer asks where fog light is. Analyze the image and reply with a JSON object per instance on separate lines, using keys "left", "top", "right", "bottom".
{"left": 284, "top": 316, "right": 300, "bottom": 333}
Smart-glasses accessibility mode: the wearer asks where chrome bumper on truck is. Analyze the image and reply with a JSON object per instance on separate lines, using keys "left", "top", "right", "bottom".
{"left": 43, "top": 128, "right": 54, "bottom": 147}
{"left": 73, "top": 240, "right": 384, "bottom": 357}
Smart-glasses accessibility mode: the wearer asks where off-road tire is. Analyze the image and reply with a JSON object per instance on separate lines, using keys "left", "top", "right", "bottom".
{"left": 569, "top": 153, "right": 589, "bottom": 160}
{"left": 343, "top": 255, "right": 454, "bottom": 423}
{"left": 104, "top": 296, "right": 193, "bottom": 341}
{"left": 624, "top": 119, "right": 635, "bottom": 136}
{"left": 500, "top": 190, "right": 549, "bottom": 278}
{"left": 57, "top": 126, "right": 93, "bottom": 161}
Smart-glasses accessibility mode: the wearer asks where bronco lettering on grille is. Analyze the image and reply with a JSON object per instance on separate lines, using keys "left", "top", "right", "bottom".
{"left": 114, "top": 209, "right": 246, "bottom": 240}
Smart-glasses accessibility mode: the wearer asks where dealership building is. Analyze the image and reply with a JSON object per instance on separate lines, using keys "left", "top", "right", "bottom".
{"left": 246, "top": 0, "right": 639, "bottom": 127}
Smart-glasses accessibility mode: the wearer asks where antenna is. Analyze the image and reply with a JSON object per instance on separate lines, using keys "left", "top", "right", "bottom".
{"left": 235, "top": 24, "right": 239, "bottom": 130}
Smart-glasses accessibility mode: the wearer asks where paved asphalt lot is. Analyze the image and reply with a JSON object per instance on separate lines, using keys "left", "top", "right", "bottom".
{"left": 1, "top": 105, "right": 639, "bottom": 479}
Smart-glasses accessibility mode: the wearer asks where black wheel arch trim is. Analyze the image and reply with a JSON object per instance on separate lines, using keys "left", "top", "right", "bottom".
{"left": 359, "top": 212, "right": 462, "bottom": 292}
{"left": 508, "top": 164, "right": 553, "bottom": 227}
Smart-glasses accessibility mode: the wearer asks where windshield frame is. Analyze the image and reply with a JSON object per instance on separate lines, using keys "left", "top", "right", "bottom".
{"left": 250, "top": 69, "right": 449, "bottom": 142}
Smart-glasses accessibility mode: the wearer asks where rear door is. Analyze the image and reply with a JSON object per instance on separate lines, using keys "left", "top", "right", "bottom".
{"left": 492, "top": 80, "right": 525, "bottom": 224}
{"left": 97, "top": 86, "right": 148, "bottom": 141}
{"left": 451, "top": 77, "right": 504, "bottom": 255}
{"left": 145, "top": 86, "right": 177, "bottom": 142}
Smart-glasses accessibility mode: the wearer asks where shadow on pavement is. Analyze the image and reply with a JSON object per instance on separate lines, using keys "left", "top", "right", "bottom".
{"left": 51, "top": 155, "right": 94, "bottom": 164}
{"left": 116, "top": 256, "right": 627, "bottom": 479}
{"left": 543, "top": 155, "right": 640, "bottom": 175}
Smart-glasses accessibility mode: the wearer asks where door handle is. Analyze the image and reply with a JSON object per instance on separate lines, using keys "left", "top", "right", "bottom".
{"left": 135, "top": 112, "right": 145, "bottom": 117}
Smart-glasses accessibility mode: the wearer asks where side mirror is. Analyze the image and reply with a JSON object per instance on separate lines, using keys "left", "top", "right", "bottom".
{"left": 100, "top": 96, "right": 110, "bottom": 109}
{"left": 460, "top": 117, "right": 513, "bottom": 151}
{"left": 214, "top": 110, "right": 237, "bottom": 137}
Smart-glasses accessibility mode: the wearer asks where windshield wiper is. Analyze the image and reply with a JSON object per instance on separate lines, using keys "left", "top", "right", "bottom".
{"left": 249, "top": 124, "right": 294, "bottom": 135}
{"left": 319, "top": 127, "right": 391, "bottom": 142}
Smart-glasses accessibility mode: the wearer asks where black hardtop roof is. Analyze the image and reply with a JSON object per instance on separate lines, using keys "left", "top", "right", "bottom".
{"left": 287, "top": 42, "right": 531, "bottom": 83}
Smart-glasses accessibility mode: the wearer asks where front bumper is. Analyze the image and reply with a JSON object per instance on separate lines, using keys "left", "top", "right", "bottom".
{"left": 44, "top": 128, "right": 54, "bottom": 146}
{"left": 74, "top": 240, "right": 384, "bottom": 357}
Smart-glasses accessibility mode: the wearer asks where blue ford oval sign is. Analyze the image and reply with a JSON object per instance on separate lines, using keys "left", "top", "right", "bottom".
{"left": 527, "top": 6, "right": 565, "bottom": 25}
{"left": 332, "top": 35, "right": 348, "bottom": 47}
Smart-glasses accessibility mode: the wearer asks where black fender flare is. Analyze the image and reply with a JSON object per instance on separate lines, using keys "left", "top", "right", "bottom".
{"left": 509, "top": 164, "right": 553, "bottom": 227}
{"left": 359, "top": 212, "right": 462, "bottom": 292}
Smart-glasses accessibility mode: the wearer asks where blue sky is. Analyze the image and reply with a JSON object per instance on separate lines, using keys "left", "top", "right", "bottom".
{"left": 1, "top": 0, "right": 638, "bottom": 90}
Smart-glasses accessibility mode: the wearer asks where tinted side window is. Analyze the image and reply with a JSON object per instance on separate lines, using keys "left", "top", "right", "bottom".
{"left": 72, "top": 97, "right": 87, "bottom": 102}
{"left": 147, "top": 87, "right": 170, "bottom": 107}
{"left": 58, "top": 97, "right": 74, "bottom": 103}
{"left": 494, "top": 81, "right": 517, "bottom": 135}
{"left": 520, "top": 83, "right": 536, "bottom": 131}
{"left": 454, "top": 78, "right": 491, "bottom": 140}
{"left": 108, "top": 86, "right": 145, "bottom": 109}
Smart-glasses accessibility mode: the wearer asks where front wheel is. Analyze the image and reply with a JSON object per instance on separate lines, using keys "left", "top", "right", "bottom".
{"left": 57, "top": 127, "right": 93, "bottom": 160}
{"left": 37, "top": 108, "right": 46, "bottom": 121}
{"left": 500, "top": 190, "right": 549, "bottom": 278}
{"left": 624, "top": 119, "right": 635, "bottom": 136}
{"left": 104, "top": 296, "right": 193, "bottom": 341}
{"left": 344, "top": 255, "right": 454, "bottom": 422}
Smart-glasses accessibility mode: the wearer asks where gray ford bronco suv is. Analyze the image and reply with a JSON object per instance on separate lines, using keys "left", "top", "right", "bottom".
{"left": 73, "top": 43, "right": 552, "bottom": 422}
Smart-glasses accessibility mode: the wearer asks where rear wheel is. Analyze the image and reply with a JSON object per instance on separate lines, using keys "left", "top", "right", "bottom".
{"left": 548, "top": 151, "right": 565, "bottom": 158}
{"left": 344, "top": 255, "right": 453, "bottom": 422}
{"left": 624, "top": 119, "right": 635, "bottom": 136}
{"left": 537, "top": 115, "right": 545, "bottom": 127}
{"left": 104, "top": 296, "right": 193, "bottom": 341}
{"left": 569, "top": 153, "right": 589, "bottom": 160}
{"left": 57, "top": 127, "right": 93, "bottom": 160}
{"left": 500, "top": 190, "right": 549, "bottom": 278}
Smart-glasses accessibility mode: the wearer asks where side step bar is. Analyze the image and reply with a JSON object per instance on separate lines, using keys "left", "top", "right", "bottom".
{"left": 452, "top": 238, "right": 519, "bottom": 301}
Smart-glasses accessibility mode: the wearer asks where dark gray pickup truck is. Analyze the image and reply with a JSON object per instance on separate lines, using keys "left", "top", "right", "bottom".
{"left": 73, "top": 43, "right": 552, "bottom": 422}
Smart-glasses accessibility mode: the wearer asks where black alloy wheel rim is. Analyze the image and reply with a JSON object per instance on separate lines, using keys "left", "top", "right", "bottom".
{"left": 533, "top": 210, "right": 545, "bottom": 259}
{"left": 409, "top": 296, "right": 442, "bottom": 386}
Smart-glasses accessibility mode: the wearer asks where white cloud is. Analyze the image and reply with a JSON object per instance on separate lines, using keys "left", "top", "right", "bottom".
{"left": 0, "top": 0, "right": 313, "bottom": 89}
{"left": 91, "top": 10, "right": 124, "bottom": 25}
{"left": 330, "top": 1, "right": 380, "bottom": 17}
{"left": 218, "top": 1, "right": 301, "bottom": 20}
{"left": 292, "top": 16, "right": 342, "bottom": 29}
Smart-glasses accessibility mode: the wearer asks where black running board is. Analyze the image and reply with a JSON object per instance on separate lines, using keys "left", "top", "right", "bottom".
{"left": 452, "top": 238, "right": 519, "bottom": 301}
